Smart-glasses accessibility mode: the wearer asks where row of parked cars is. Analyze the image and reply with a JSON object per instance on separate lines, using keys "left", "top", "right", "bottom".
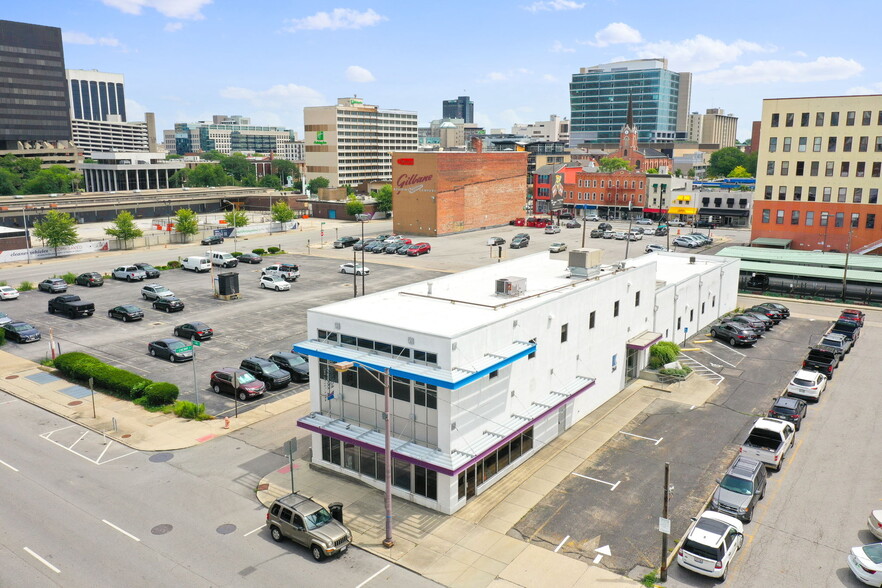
{"left": 340, "top": 234, "right": 431, "bottom": 257}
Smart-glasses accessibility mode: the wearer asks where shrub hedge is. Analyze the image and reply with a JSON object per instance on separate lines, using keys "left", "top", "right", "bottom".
{"left": 61, "top": 272, "right": 78, "bottom": 284}
{"left": 18, "top": 281, "right": 34, "bottom": 291}
{"left": 143, "top": 382, "right": 180, "bottom": 406}
{"left": 53, "top": 352, "right": 177, "bottom": 406}
{"left": 251, "top": 248, "right": 266, "bottom": 255}
{"left": 267, "top": 246, "right": 281, "bottom": 254}
{"left": 167, "top": 260, "right": 181, "bottom": 269}
{"left": 170, "top": 400, "right": 211, "bottom": 420}
{"left": 648, "top": 341, "right": 681, "bottom": 369}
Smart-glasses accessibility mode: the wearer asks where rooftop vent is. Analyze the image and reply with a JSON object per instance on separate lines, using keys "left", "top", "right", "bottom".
{"left": 495, "top": 276, "right": 526, "bottom": 297}
{"left": 567, "top": 248, "right": 603, "bottom": 278}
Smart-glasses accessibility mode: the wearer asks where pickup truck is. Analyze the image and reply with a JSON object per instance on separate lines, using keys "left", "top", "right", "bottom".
{"left": 803, "top": 347, "right": 839, "bottom": 379}
{"left": 261, "top": 263, "right": 300, "bottom": 282}
{"left": 48, "top": 295, "right": 95, "bottom": 318}
{"left": 739, "top": 417, "right": 796, "bottom": 471}
{"left": 112, "top": 265, "right": 147, "bottom": 282}
{"left": 816, "top": 332, "right": 852, "bottom": 357}
{"left": 829, "top": 319, "right": 861, "bottom": 344}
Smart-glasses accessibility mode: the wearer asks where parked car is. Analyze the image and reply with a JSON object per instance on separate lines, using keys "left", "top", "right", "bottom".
{"left": 830, "top": 318, "right": 861, "bottom": 344}
{"left": 696, "top": 220, "right": 716, "bottom": 228}
{"left": 74, "top": 272, "right": 104, "bottom": 287}
{"left": 728, "top": 314, "right": 767, "bottom": 334}
{"left": 134, "top": 263, "right": 160, "bottom": 279}
{"left": 107, "top": 305, "right": 144, "bottom": 322}
{"left": 210, "top": 368, "right": 266, "bottom": 400}
{"left": 406, "top": 242, "right": 431, "bottom": 256}
{"left": 847, "top": 542, "right": 882, "bottom": 586}
{"left": 38, "top": 278, "right": 67, "bottom": 293}
{"left": 353, "top": 239, "right": 377, "bottom": 251}
{"left": 840, "top": 308, "right": 866, "bottom": 325}
{"left": 869, "top": 511, "right": 882, "bottom": 541}
{"left": 236, "top": 252, "right": 263, "bottom": 264}
{"left": 147, "top": 338, "right": 193, "bottom": 362}
{"left": 654, "top": 226, "right": 669, "bottom": 236}
{"left": 240, "top": 357, "right": 291, "bottom": 389}
{"left": 786, "top": 369, "right": 828, "bottom": 401}
{"left": 645, "top": 244, "right": 668, "bottom": 254}
{"left": 269, "top": 351, "right": 310, "bottom": 382}
{"left": 340, "top": 263, "right": 369, "bottom": 275}
{"left": 0, "top": 312, "right": 11, "bottom": 327}
{"left": 676, "top": 511, "right": 744, "bottom": 580}
{"left": 672, "top": 236, "right": 697, "bottom": 248}
{"left": 2, "top": 321, "right": 41, "bottom": 343}
{"left": 396, "top": 243, "right": 412, "bottom": 255}
{"left": 746, "top": 305, "right": 783, "bottom": 324}
{"left": 590, "top": 229, "right": 605, "bottom": 238}
{"left": 613, "top": 231, "right": 627, "bottom": 240}
{"left": 597, "top": 222, "right": 612, "bottom": 231}
{"left": 558, "top": 212, "right": 574, "bottom": 220}
{"left": 259, "top": 275, "right": 291, "bottom": 291}
{"left": 585, "top": 215, "right": 601, "bottom": 222}
{"left": 688, "top": 233, "right": 713, "bottom": 245}
{"left": 565, "top": 220, "right": 581, "bottom": 229}
{"left": 152, "top": 296, "right": 185, "bottom": 313}
{"left": 743, "top": 311, "right": 774, "bottom": 330}
{"left": 333, "top": 236, "right": 360, "bottom": 248}
{"left": 48, "top": 295, "right": 95, "bottom": 318}
{"left": 803, "top": 347, "right": 839, "bottom": 379}
{"left": 711, "top": 456, "right": 768, "bottom": 522}
{"left": 266, "top": 493, "right": 352, "bottom": 561}
{"left": 635, "top": 218, "right": 653, "bottom": 225}
{"left": 141, "top": 284, "right": 175, "bottom": 301}
{"left": 603, "top": 230, "right": 616, "bottom": 239}
{"left": 513, "top": 232, "right": 530, "bottom": 242}
{"left": 817, "top": 332, "right": 852, "bottom": 357}
{"left": 174, "top": 321, "right": 213, "bottom": 341}
{"left": 0, "top": 286, "right": 20, "bottom": 300}
{"left": 384, "top": 241, "right": 408, "bottom": 254}
{"left": 710, "top": 322, "right": 758, "bottom": 346}
{"left": 112, "top": 265, "right": 147, "bottom": 282}
{"left": 768, "top": 396, "right": 808, "bottom": 430}
{"left": 201, "top": 234, "right": 224, "bottom": 246}
{"left": 182, "top": 256, "right": 211, "bottom": 272}
{"left": 544, "top": 224, "right": 561, "bottom": 234}
{"left": 365, "top": 241, "right": 386, "bottom": 253}
{"left": 756, "top": 302, "right": 789, "bottom": 318}
{"left": 740, "top": 417, "right": 795, "bottom": 471}
{"left": 487, "top": 236, "right": 505, "bottom": 246}
{"left": 510, "top": 236, "right": 529, "bottom": 249}
{"left": 262, "top": 263, "right": 300, "bottom": 282}
{"left": 668, "top": 219, "right": 687, "bottom": 227}
{"left": 549, "top": 242, "right": 567, "bottom": 253}
{"left": 628, "top": 229, "right": 643, "bottom": 240}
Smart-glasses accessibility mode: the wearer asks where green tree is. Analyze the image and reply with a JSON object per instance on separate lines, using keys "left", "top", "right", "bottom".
{"left": 22, "top": 165, "right": 82, "bottom": 194}
{"left": 259, "top": 174, "right": 282, "bottom": 189}
{"left": 174, "top": 208, "right": 199, "bottom": 241}
{"left": 220, "top": 153, "right": 255, "bottom": 183}
{"left": 272, "top": 159, "right": 298, "bottom": 187}
{"left": 168, "top": 168, "right": 190, "bottom": 188}
{"left": 224, "top": 210, "right": 249, "bottom": 228}
{"left": 345, "top": 195, "right": 364, "bottom": 217}
{"left": 201, "top": 150, "right": 225, "bottom": 161}
{"left": 104, "top": 211, "right": 144, "bottom": 249}
{"left": 307, "top": 176, "right": 330, "bottom": 194}
{"left": 343, "top": 184, "right": 356, "bottom": 196}
{"left": 645, "top": 167, "right": 659, "bottom": 174}
{"left": 598, "top": 157, "right": 633, "bottom": 172}
{"left": 374, "top": 184, "right": 393, "bottom": 213}
{"left": 688, "top": 168, "right": 696, "bottom": 178}
{"left": 0, "top": 168, "right": 17, "bottom": 195}
{"left": 707, "top": 147, "right": 747, "bottom": 177}
{"left": 270, "top": 200, "right": 295, "bottom": 226}
{"left": 165, "top": 153, "right": 183, "bottom": 160}
{"left": 32, "top": 210, "right": 79, "bottom": 256}
{"left": 673, "top": 168, "right": 683, "bottom": 178}
{"left": 745, "top": 151, "right": 758, "bottom": 176}
{"left": 728, "top": 165, "right": 752, "bottom": 178}
{"left": 0, "top": 154, "right": 42, "bottom": 192}
{"left": 188, "top": 163, "right": 231, "bottom": 187}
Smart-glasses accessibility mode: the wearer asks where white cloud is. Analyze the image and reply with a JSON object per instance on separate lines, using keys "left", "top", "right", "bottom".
{"left": 793, "top": 50, "right": 808, "bottom": 58}
{"left": 482, "top": 68, "right": 533, "bottom": 82}
{"left": 100, "top": 0, "right": 212, "bottom": 20}
{"left": 164, "top": 22, "right": 184, "bottom": 32}
{"left": 848, "top": 82, "right": 882, "bottom": 95}
{"left": 220, "top": 83, "right": 325, "bottom": 109}
{"left": 62, "top": 31, "right": 123, "bottom": 47}
{"left": 585, "top": 22, "right": 642, "bottom": 47}
{"left": 542, "top": 74, "right": 558, "bottom": 82}
{"left": 285, "top": 8, "right": 386, "bottom": 31}
{"left": 345, "top": 65, "right": 376, "bottom": 83}
{"left": 697, "top": 57, "right": 864, "bottom": 85}
{"left": 524, "top": 0, "right": 584, "bottom": 12}
{"left": 551, "top": 40, "right": 575, "bottom": 53}
{"left": 636, "top": 34, "right": 772, "bottom": 72}
{"left": 125, "top": 98, "right": 146, "bottom": 121}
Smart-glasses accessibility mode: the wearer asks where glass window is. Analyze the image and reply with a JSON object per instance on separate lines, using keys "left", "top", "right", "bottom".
{"left": 831, "top": 112, "right": 840, "bottom": 126}
{"left": 343, "top": 442, "right": 358, "bottom": 471}
{"left": 846, "top": 111, "right": 856, "bottom": 126}
{"left": 835, "top": 212, "right": 844, "bottom": 227}
{"left": 778, "top": 186, "right": 787, "bottom": 200}
{"left": 874, "top": 162, "right": 882, "bottom": 177}
{"left": 876, "top": 137, "right": 882, "bottom": 152}
{"left": 793, "top": 186, "right": 802, "bottom": 201}
{"left": 360, "top": 447, "right": 377, "bottom": 478}
{"left": 766, "top": 161, "right": 775, "bottom": 175}
{"left": 776, "top": 210, "right": 784, "bottom": 224}
{"left": 816, "top": 112, "right": 825, "bottom": 126}
{"left": 806, "top": 211, "right": 814, "bottom": 226}
{"left": 852, "top": 213, "right": 860, "bottom": 228}
{"left": 340, "top": 334, "right": 357, "bottom": 346}
{"left": 820, "top": 212, "right": 829, "bottom": 226}
{"left": 780, "top": 161, "right": 789, "bottom": 176}
{"left": 867, "top": 214, "right": 876, "bottom": 229}
{"left": 841, "top": 162, "right": 850, "bottom": 177}
{"left": 783, "top": 137, "right": 792, "bottom": 152}
{"left": 796, "top": 161, "right": 804, "bottom": 175}
{"left": 854, "top": 188, "right": 863, "bottom": 202}
{"left": 825, "top": 161, "right": 834, "bottom": 176}
{"left": 791, "top": 210, "right": 800, "bottom": 225}
{"left": 844, "top": 137, "right": 853, "bottom": 152}
{"left": 860, "top": 136, "right": 869, "bottom": 152}
{"left": 785, "top": 113, "right": 794, "bottom": 127}
{"left": 864, "top": 111, "right": 872, "bottom": 125}
{"left": 392, "top": 376, "right": 410, "bottom": 401}
{"left": 414, "top": 466, "right": 437, "bottom": 500}
{"left": 838, "top": 187, "right": 847, "bottom": 202}
{"left": 808, "top": 187, "right": 817, "bottom": 201}
{"left": 613, "top": 300, "right": 620, "bottom": 317}
{"left": 768, "top": 137, "right": 777, "bottom": 152}
{"left": 589, "top": 311, "right": 596, "bottom": 329}
{"left": 872, "top": 189, "right": 879, "bottom": 204}
{"left": 857, "top": 162, "right": 866, "bottom": 177}
{"left": 393, "top": 459, "right": 410, "bottom": 490}
{"left": 798, "top": 137, "right": 807, "bottom": 152}
{"left": 810, "top": 161, "right": 819, "bottom": 176}
{"left": 812, "top": 137, "right": 822, "bottom": 152}
{"left": 560, "top": 323, "right": 568, "bottom": 343}
{"left": 762, "top": 209, "right": 770, "bottom": 223}
{"left": 771, "top": 113, "right": 780, "bottom": 127}
{"left": 823, "top": 187, "right": 832, "bottom": 202}
{"left": 497, "top": 444, "right": 511, "bottom": 471}
{"left": 800, "top": 113, "right": 810, "bottom": 127}
{"left": 828, "top": 137, "right": 837, "bottom": 152}
{"left": 635, "top": 291, "right": 641, "bottom": 307}
{"left": 764, "top": 185, "right": 773, "bottom": 200}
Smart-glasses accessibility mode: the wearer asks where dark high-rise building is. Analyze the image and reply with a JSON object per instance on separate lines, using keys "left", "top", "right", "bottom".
{"left": 0, "top": 20, "right": 72, "bottom": 150}
{"left": 442, "top": 96, "right": 474, "bottom": 124}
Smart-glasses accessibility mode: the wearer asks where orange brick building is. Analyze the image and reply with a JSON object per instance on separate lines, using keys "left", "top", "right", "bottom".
{"left": 391, "top": 146, "right": 527, "bottom": 237}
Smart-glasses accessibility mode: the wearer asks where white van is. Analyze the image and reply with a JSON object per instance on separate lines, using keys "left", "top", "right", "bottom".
{"left": 205, "top": 250, "right": 238, "bottom": 268}
{"left": 182, "top": 256, "right": 211, "bottom": 273}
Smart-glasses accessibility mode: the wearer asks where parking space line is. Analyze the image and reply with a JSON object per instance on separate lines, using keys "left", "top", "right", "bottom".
{"left": 679, "top": 353, "right": 724, "bottom": 385}
{"left": 102, "top": 519, "right": 140, "bottom": 542}
{"left": 24, "top": 547, "right": 60, "bottom": 574}
{"left": 715, "top": 341, "right": 746, "bottom": 357}
{"left": 620, "top": 431, "right": 663, "bottom": 445}
{"left": 554, "top": 535, "right": 570, "bottom": 553}
{"left": 40, "top": 429, "right": 138, "bottom": 466}
{"left": 698, "top": 348, "right": 737, "bottom": 368}
{"left": 69, "top": 431, "right": 88, "bottom": 450}
{"left": 572, "top": 472, "right": 621, "bottom": 491}
{"left": 0, "top": 459, "right": 19, "bottom": 472}
{"left": 355, "top": 564, "right": 390, "bottom": 588}
{"left": 0, "top": 399, "right": 18, "bottom": 406}
{"left": 244, "top": 525, "right": 263, "bottom": 537}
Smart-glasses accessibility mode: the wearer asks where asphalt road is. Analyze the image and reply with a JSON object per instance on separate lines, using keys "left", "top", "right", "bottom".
{"left": 0, "top": 391, "right": 439, "bottom": 587}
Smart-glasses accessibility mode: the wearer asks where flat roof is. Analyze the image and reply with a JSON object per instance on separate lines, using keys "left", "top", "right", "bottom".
{"left": 750, "top": 237, "right": 792, "bottom": 248}
{"left": 717, "top": 246, "right": 882, "bottom": 272}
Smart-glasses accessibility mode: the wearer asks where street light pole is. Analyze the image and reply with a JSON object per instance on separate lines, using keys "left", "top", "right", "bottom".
{"left": 360, "top": 220, "right": 366, "bottom": 295}
{"left": 841, "top": 223, "right": 855, "bottom": 302}
{"left": 21, "top": 206, "right": 30, "bottom": 264}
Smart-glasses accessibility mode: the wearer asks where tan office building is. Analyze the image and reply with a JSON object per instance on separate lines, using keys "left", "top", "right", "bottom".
{"left": 304, "top": 97, "right": 418, "bottom": 188}
{"left": 687, "top": 108, "right": 738, "bottom": 149}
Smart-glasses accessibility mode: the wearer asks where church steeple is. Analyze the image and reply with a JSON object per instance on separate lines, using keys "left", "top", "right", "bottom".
{"left": 619, "top": 92, "right": 638, "bottom": 155}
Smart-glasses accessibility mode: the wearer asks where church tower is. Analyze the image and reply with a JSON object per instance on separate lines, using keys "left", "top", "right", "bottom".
{"left": 619, "top": 94, "right": 639, "bottom": 156}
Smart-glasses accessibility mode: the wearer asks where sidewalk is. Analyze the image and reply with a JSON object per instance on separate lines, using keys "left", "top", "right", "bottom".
{"left": 0, "top": 349, "right": 718, "bottom": 588}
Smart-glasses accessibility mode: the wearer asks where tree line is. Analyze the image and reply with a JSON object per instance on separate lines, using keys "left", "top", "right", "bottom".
{"left": 0, "top": 155, "right": 83, "bottom": 195}
{"left": 169, "top": 151, "right": 300, "bottom": 190}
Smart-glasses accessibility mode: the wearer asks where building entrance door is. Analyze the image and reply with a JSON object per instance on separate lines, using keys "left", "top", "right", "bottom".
{"left": 626, "top": 348, "right": 639, "bottom": 381}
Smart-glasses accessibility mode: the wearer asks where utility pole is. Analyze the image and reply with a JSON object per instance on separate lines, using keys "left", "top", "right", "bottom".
{"left": 660, "top": 462, "right": 671, "bottom": 581}
{"left": 841, "top": 222, "right": 855, "bottom": 302}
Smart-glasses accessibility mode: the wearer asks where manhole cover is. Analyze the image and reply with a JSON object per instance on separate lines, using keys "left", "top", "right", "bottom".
{"left": 5, "top": 375, "right": 19, "bottom": 379}
{"left": 121, "top": 434, "right": 132, "bottom": 438}
{"left": 217, "top": 524, "right": 237, "bottom": 535}
{"left": 151, "top": 524, "right": 173, "bottom": 535}
{"left": 149, "top": 452, "right": 174, "bottom": 463}
{"left": 68, "top": 400, "right": 83, "bottom": 406}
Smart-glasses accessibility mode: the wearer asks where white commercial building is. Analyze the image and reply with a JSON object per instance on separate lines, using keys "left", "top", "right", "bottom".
{"left": 294, "top": 250, "right": 739, "bottom": 514}
{"left": 79, "top": 151, "right": 185, "bottom": 192}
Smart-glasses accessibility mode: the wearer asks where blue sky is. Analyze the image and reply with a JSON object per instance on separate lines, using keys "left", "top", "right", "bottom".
{"left": 6, "top": 1, "right": 881, "bottom": 143}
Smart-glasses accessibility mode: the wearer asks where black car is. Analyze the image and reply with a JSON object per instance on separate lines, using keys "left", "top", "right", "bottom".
{"left": 487, "top": 236, "right": 505, "bottom": 246}
{"left": 590, "top": 229, "right": 604, "bottom": 238}
{"left": 148, "top": 338, "right": 193, "bottom": 362}
{"left": 695, "top": 220, "right": 716, "bottom": 228}
{"left": 333, "top": 236, "right": 360, "bottom": 248}
{"left": 152, "top": 296, "right": 185, "bottom": 313}
{"left": 134, "top": 263, "right": 161, "bottom": 279}
{"left": 75, "top": 272, "right": 104, "bottom": 287}
{"left": 743, "top": 311, "right": 773, "bottom": 330}
{"left": 174, "top": 321, "right": 213, "bottom": 341}
{"left": 728, "top": 314, "right": 766, "bottom": 334}
{"left": 565, "top": 220, "right": 581, "bottom": 228}
{"left": 768, "top": 396, "right": 807, "bottom": 431}
{"left": 757, "top": 302, "right": 790, "bottom": 318}
{"left": 710, "top": 321, "right": 758, "bottom": 346}
{"left": 201, "top": 235, "right": 224, "bottom": 246}
{"left": 269, "top": 351, "right": 310, "bottom": 382}
{"left": 365, "top": 241, "right": 387, "bottom": 253}
{"left": 239, "top": 357, "right": 291, "bottom": 389}
{"left": 107, "top": 305, "right": 144, "bottom": 322}
{"left": 38, "top": 278, "right": 67, "bottom": 293}
{"left": 236, "top": 252, "right": 263, "bottom": 264}
{"left": 654, "top": 226, "right": 669, "bottom": 236}
{"left": 747, "top": 305, "right": 783, "bottom": 324}
{"left": 353, "top": 239, "right": 377, "bottom": 251}
{"left": 598, "top": 222, "right": 613, "bottom": 231}
{"left": 3, "top": 321, "right": 41, "bottom": 343}
{"left": 510, "top": 237, "right": 529, "bottom": 249}
{"left": 513, "top": 233, "right": 530, "bottom": 242}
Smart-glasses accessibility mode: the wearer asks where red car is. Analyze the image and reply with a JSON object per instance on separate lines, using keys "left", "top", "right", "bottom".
{"left": 406, "top": 242, "right": 431, "bottom": 256}
{"left": 210, "top": 368, "right": 266, "bottom": 401}
{"left": 840, "top": 309, "right": 865, "bottom": 325}
{"left": 510, "top": 218, "right": 526, "bottom": 226}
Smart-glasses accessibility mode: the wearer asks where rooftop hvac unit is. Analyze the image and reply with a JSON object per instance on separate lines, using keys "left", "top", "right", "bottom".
{"left": 495, "top": 276, "right": 526, "bottom": 297}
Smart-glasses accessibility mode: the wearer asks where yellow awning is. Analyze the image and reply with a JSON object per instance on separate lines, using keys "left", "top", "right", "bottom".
{"left": 668, "top": 206, "right": 698, "bottom": 215}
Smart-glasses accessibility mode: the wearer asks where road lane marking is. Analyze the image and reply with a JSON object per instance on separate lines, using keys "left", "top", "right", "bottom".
{"left": 0, "top": 459, "right": 19, "bottom": 472}
{"left": 572, "top": 472, "right": 620, "bottom": 491}
{"left": 355, "top": 564, "right": 390, "bottom": 588}
{"left": 620, "top": 431, "right": 663, "bottom": 445}
{"left": 244, "top": 525, "right": 263, "bottom": 537}
{"left": 554, "top": 535, "right": 570, "bottom": 553}
{"left": 593, "top": 545, "right": 611, "bottom": 564}
{"left": 102, "top": 519, "right": 140, "bottom": 542}
{"left": 24, "top": 547, "right": 60, "bottom": 573}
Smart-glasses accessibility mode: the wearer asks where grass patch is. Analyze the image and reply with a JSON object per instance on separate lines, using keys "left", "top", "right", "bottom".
{"left": 641, "top": 570, "right": 658, "bottom": 587}
{"left": 18, "top": 281, "right": 34, "bottom": 291}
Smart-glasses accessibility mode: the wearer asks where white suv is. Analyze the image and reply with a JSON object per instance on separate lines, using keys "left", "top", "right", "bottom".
{"left": 677, "top": 511, "right": 744, "bottom": 580}
{"left": 259, "top": 275, "right": 290, "bottom": 291}
{"left": 141, "top": 284, "right": 175, "bottom": 301}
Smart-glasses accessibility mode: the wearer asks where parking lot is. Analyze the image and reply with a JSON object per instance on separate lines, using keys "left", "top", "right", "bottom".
{"left": 511, "top": 311, "right": 835, "bottom": 578}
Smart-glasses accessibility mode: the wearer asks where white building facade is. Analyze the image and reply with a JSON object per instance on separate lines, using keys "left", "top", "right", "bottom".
{"left": 295, "top": 250, "right": 738, "bottom": 514}
{"left": 79, "top": 151, "right": 185, "bottom": 192}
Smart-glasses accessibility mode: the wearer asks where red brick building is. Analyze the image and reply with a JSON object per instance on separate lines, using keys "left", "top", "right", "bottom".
{"left": 392, "top": 144, "right": 527, "bottom": 236}
{"left": 605, "top": 98, "right": 673, "bottom": 173}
